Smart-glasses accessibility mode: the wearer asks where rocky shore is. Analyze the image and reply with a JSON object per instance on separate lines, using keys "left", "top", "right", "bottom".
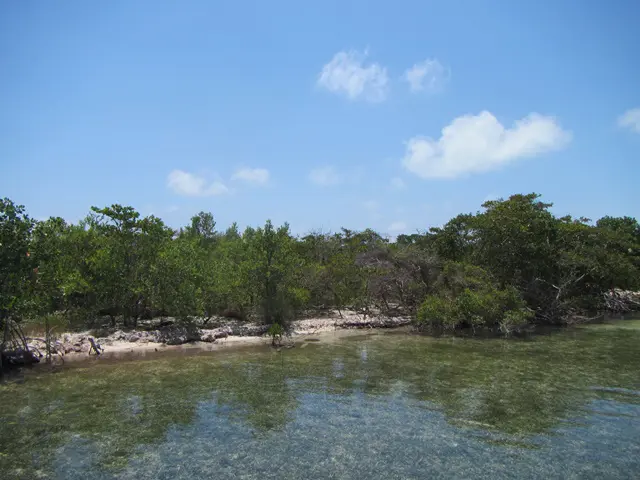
{"left": 25, "top": 312, "right": 412, "bottom": 361}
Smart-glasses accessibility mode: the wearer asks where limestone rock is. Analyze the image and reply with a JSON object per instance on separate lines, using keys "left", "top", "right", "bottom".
{"left": 157, "top": 324, "right": 202, "bottom": 345}
{"left": 200, "top": 326, "right": 233, "bottom": 342}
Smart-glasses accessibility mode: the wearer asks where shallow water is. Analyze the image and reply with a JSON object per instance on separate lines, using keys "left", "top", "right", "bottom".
{"left": 1, "top": 320, "right": 640, "bottom": 479}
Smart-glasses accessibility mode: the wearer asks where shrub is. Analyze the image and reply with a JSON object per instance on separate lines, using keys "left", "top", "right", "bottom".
{"left": 267, "top": 322, "right": 284, "bottom": 347}
{"left": 416, "top": 262, "right": 532, "bottom": 332}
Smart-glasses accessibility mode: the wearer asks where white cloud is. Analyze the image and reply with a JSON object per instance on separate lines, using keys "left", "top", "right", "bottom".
{"left": 317, "top": 49, "right": 389, "bottom": 102}
{"left": 403, "top": 59, "right": 449, "bottom": 93}
{"left": 362, "top": 200, "right": 378, "bottom": 210}
{"left": 618, "top": 108, "right": 640, "bottom": 133}
{"left": 402, "top": 111, "right": 571, "bottom": 179}
{"left": 388, "top": 221, "right": 407, "bottom": 232}
{"left": 167, "top": 205, "right": 179, "bottom": 213}
{"left": 232, "top": 167, "right": 270, "bottom": 185}
{"left": 167, "top": 170, "right": 229, "bottom": 196}
{"left": 390, "top": 177, "right": 406, "bottom": 190}
{"left": 309, "top": 166, "right": 343, "bottom": 186}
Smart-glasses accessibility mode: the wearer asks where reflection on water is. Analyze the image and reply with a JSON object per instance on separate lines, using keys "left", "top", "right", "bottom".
{"left": 1, "top": 319, "right": 639, "bottom": 479}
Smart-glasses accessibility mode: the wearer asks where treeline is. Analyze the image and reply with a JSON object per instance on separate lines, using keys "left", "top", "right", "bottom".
{"left": 1, "top": 193, "right": 638, "bottom": 333}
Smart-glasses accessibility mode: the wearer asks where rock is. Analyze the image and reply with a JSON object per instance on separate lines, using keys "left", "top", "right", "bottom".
{"left": 228, "top": 323, "right": 269, "bottom": 337}
{"left": 128, "top": 334, "right": 140, "bottom": 343}
{"left": 114, "top": 330, "right": 129, "bottom": 341}
{"left": 1, "top": 348, "right": 40, "bottom": 366}
{"left": 201, "top": 326, "right": 232, "bottom": 342}
{"left": 215, "top": 327, "right": 232, "bottom": 339}
{"left": 157, "top": 324, "right": 202, "bottom": 345}
{"left": 200, "top": 331, "right": 217, "bottom": 342}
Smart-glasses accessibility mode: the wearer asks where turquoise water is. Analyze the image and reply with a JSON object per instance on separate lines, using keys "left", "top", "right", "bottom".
{"left": 1, "top": 320, "right": 640, "bottom": 479}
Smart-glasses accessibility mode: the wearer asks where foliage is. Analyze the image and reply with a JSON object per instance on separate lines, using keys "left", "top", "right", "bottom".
{"left": 424, "top": 194, "right": 639, "bottom": 324}
{"left": 1, "top": 193, "right": 637, "bottom": 334}
{"left": 416, "top": 262, "right": 532, "bottom": 332}
{"left": 267, "top": 322, "right": 284, "bottom": 347}
{"left": 0, "top": 198, "right": 35, "bottom": 322}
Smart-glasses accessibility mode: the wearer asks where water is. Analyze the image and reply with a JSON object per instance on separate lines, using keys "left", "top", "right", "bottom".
{"left": 1, "top": 320, "right": 640, "bottom": 479}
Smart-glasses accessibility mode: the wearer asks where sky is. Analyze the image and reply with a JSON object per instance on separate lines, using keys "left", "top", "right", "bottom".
{"left": 1, "top": 0, "right": 639, "bottom": 237}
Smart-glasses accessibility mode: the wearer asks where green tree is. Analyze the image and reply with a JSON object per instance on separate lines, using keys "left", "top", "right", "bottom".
{"left": 184, "top": 211, "right": 217, "bottom": 247}
{"left": 30, "top": 217, "right": 69, "bottom": 315}
{"left": 0, "top": 198, "right": 35, "bottom": 323}
{"left": 88, "top": 205, "right": 171, "bottom": 327}
{"left": 416, "top": 262, "right": 532, "bottom": 332}
{"left": 245, "top": 220, "right": 306, "bottom": 325}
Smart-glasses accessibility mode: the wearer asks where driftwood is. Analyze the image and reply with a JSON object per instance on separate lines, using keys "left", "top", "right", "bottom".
{"left": 604, "top": 290, "right": 640, "bottom": 313}
{"left": 88, "top": 337, "right": 103, "bottom": 355}
{"left": 1, "top": 318, "right": 40, "bottom": 370}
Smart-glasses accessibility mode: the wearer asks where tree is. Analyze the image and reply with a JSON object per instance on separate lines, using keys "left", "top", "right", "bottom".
{"left": 0, "top": 198, "right": 35, "bottom": 323}
{"left": 245, "top": 220, "right": 306, "bottom": 325}
{"left": 149, "top": 235, "right": 200, "bottom": 319}
{"left": 473, "top": 194, "right": 558, "bottom": 290}
{"left": 596, "top": 216, "right": 640, "bottom": 240}
{"left": 427, "top": 213, "right": 476, "bottom": 262}
{"left": 30, "top": 217, "right": 69, "bottom": 315}
{"left": 184, "top": 211, "right": 217, "bottom": 247}
{"left": 416, "top": 262, "right": 532, "bottom": 332}
{"left": 88, "top": 205, "right": 172, "bottom": 327}
{"left": 0, "top": 192, "right": 637, "bottom": 335}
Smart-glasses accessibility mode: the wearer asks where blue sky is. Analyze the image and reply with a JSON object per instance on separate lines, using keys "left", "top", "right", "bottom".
{"left": 1, "top": 0, "right": 639, "bottom": 236}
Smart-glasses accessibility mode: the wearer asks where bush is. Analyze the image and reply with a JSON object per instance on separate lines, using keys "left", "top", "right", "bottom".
{"left": 267, "top": 322, "right": 284, "bottom": 347}
{"left": 416, "top": 262, "right": 532, "bottom": 332}
{"left": 416, "top": 296, "right": 455, "bottom": 328}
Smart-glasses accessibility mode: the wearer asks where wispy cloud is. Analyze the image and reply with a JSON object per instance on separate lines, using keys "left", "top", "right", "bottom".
{"left": 167, "top": 205, "right": 180, "bottom": 213}
{"left": 403, "top": 59, "right": 450, "bottom": 93}
{"left": 309, "top": 166, "right": 343, "bottom": 186}
{"left": 402, "top": 111, "right": 571, "bottom": 179}
{"left": 618, "top": 108, "right": 640, "bottom": 134}
{"left": 231, "top": 167, "right": 270, "bottom": 185}
{"left": 167, "top": 170, "right": 230, "bottom": 196}
{"left": 317, "top": 49, "right": 389, "bottom": 102}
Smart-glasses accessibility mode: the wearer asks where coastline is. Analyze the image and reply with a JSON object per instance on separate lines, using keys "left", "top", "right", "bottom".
{"left": 25, "top": 312, "right": 412, "bottom": 364}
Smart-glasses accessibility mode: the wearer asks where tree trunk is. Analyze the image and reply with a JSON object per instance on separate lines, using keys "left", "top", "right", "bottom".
{"left": 45, "top": 315, "right": 52, "bottom": 364}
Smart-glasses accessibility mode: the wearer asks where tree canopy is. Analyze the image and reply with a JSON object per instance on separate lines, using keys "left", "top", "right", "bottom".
{"left": 0, "top": 193, "right": 637, "bottom": 332}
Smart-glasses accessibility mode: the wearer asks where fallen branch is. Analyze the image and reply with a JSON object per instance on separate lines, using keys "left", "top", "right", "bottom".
{"left": 88, "top": 337, "right": 103, "bottom": 355}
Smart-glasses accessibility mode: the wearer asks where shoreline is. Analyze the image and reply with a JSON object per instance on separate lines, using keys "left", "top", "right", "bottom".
{"left": 25, "top": 312, "right": 412, "bottom": 365}
{"left": 21, "top": 309, "right": 640, "bottom": 367}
